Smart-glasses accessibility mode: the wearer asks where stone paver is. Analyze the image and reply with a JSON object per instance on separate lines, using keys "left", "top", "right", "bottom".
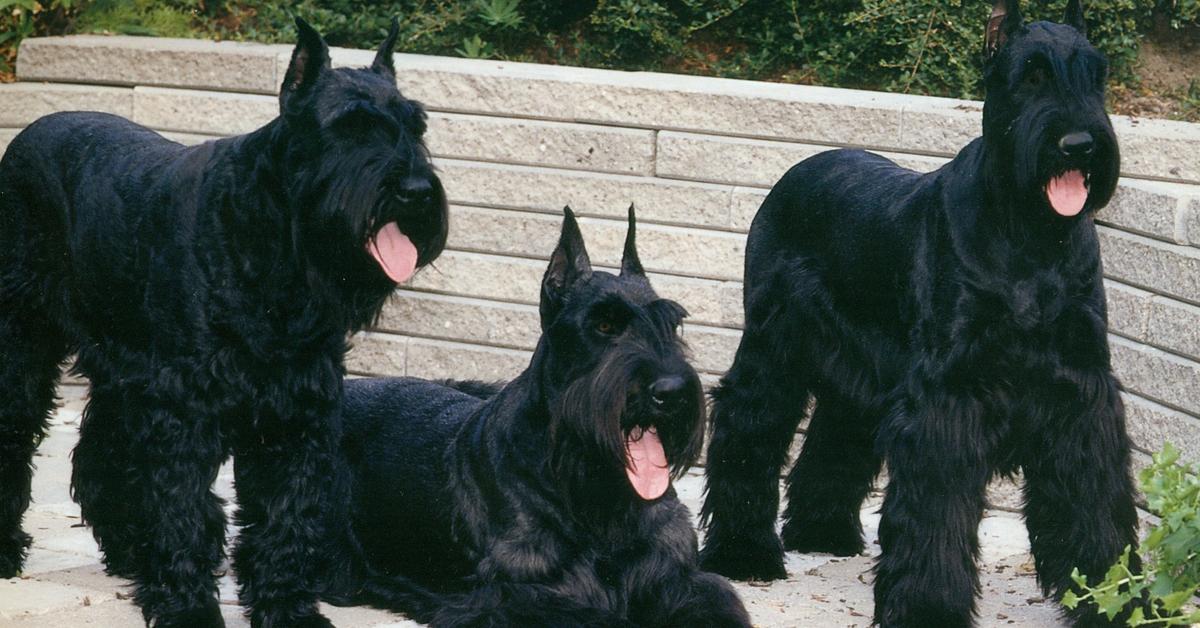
{"left": 4, "top": 383, "right": 1074, "bottom": 627}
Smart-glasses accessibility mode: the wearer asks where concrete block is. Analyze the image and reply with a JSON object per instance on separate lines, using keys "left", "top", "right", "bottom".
{"left": 897, "top": 98, "right": 981, "bottom": 155}
{"left": 345, "top": 331, "right": 406, "bottom": 377}
{"left": 1182, "top": 196, "right": 1200, "bottom": 247}
{"left": 446, "top": 206, "right": 747, "bottom": 281}
{"left": 1097, "top": 178, "right": 1197, "bottom": 243}
{"left": 436, "top": 159, "right": 735, "bottom": 229}
{"left": 1111, "top": 116, "right": 1200, "bottom": 184}
{"left": 405, "top": 336, "right": 530, "bottom": 381}
{"left": 730, "top": 186, "right": 769, "bottom": 232}
{"left": 1099, "top": 227, "right": 1200, "bottom": 305}
{"left": 0, "top": 83, "right": 133, "bottom": 127}
{"left": 376, "top": 291, "right": 739, "bottom": 375}
{"left": 18, "top": 36, "right": 288, "bottom": 94}
{"left": 1111, "top": 335, "right": 1200, "bottom": 416}
{"left": 132, "top": 86, "right": 275, "bottom": 135}
{"left": 374, "top": 52, "right": 910, "bottom": 149}
{"left": 1144, "top": 295, "right": 1200, "bottom": 362}
{"left": 379, "top": 293, "right": 540, "bottom": 350}
{"left": 1104, "top": 280, "right": 1152, "bottom": 341}
{"left": 426, "top": 113, "right": 654, "bottom": 175}
{"left": 1123, "top": 393, "right": 1200, "bottom": 462}
{"left": 656, "top": 132, "right": 947, "bottom": 188}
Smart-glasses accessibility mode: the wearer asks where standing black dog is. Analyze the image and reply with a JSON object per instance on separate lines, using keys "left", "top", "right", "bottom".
{"left": 0, "top": 18, "right": 447, "bottom": 627}
{"left": 331, "top": 207, "right": 751, "bottom": 627}
{"left": 700, "top": 1, "right": 1139, "bottom": 626}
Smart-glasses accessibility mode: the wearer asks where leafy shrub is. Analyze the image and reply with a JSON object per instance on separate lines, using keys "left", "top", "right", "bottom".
{"left": 3, "top": 1, "right": 1198, "bottom": 104}
{"left": 1063, "top": 443, "right": 1200, "bottom": 626}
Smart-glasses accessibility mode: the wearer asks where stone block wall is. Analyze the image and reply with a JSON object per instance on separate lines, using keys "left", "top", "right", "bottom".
{"left": 3, "top": 36, "right": 1199, "bottom": 496}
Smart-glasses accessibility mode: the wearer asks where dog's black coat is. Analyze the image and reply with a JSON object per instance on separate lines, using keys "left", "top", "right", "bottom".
{"left": 332, "top": 208, "right": 750, "bottom": 627}
{"left": 0, "top": 19, "right": 447, "bottom": 627}
{"left": 700, "top": 2, "right": 1139, "bottom": 626}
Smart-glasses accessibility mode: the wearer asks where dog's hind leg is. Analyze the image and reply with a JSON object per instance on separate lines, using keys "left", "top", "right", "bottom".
{"left": 781, "top": 391, "right": 881, "bottom": 556}
{"left": 700, "top": 294, "right": 811, "bottom": 582}
{"left": 1021, "top": 372, "right": 1141, "bottom": 627}
{"left": 0, "top": 311, "right": 68, "bottom": 577}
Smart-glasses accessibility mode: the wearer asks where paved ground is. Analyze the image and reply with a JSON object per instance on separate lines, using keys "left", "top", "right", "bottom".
{"left": 3, "top": 384, "right": 1071, "bottom": 626}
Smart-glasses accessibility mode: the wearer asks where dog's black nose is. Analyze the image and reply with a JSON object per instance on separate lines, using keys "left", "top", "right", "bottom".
{"left": 1058, "top": 131, "right": 1094, "bottom": 156}
{"left": 398, "top": 175, "right": 434, "bottom": 204}
{"left": 650, "top": 376, "right": 688, "bottom": 410}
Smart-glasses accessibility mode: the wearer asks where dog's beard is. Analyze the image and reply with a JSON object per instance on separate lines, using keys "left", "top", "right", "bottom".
{"left": 1004, "top": 111, "right": 1119, "bottom": 219}
{"left": 297, "top": 145, "right": 447, "bottom": 285}
{"left": 547, "top": 349, "right": 705, "bottom": 503}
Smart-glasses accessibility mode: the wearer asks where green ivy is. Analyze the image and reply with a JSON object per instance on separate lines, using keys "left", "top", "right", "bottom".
{"left": 1063, "top": 443, "right": 1200, "bottom": 626}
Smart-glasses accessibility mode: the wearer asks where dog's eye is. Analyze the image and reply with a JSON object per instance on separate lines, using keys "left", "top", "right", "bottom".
{"left": 1023, "top": 66, "right": 1047, "bottom": 89}
{"left": 595, "top": 320, "right": 618, "bottom": 336}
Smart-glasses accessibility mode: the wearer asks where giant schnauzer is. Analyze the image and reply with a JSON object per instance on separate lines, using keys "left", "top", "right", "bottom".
{"left": 328, "top": 207, "right": 751, "bottom": 627}
{"left": 0, "top": 18, "right": 447, "bottom": 627}
{"left": 700, "top": 1, "right": 1140, "bottom": 626}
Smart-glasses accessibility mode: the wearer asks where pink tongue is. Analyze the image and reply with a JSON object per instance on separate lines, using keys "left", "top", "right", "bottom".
{"left": 1046, "top": 170, "right": 1088, "bottom": 217}
{"left": 366, "top": 222, "right": 419, "bottom": 283}
{"left": 626, "top": 427, "right": 669, "bottom": 500}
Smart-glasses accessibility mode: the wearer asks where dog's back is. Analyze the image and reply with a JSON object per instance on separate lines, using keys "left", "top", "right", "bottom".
{"left": 341, "top": 377, "right": 482, "bottom": 587}
{"left": 745, "top": 147, "right": 955, "bottom": 342}
{"left": 0, "top": 112, "right": 221, "bottom": 332}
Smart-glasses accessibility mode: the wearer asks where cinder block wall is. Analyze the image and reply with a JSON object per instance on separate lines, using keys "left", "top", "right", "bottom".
{"left": 3, "top": 36, "right": 1199, "bottom": 497}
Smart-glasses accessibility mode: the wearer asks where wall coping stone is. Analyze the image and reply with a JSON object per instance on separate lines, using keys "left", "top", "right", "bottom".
{"left": 16, "top": 35, "right": 1200, "bottom": 183}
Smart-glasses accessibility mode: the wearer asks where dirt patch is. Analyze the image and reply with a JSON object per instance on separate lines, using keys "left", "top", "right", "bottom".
{"left": 1110, "top": 26, "right": 1199, "bottom": 121}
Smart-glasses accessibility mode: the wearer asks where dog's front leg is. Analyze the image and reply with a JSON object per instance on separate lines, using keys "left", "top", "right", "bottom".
{"left": 231, "top": 359, "right": 346, "bottom": 628}
{"left": 1021, "top": 368, "right": 1141, "bottom": 628}
{"left": 874, "top": 385, "right": 990, "bottom": 628}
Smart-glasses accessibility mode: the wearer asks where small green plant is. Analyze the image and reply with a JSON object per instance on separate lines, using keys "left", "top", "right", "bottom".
{"left": 476, "top": 0, "right": 522, "bottom": 29}
{"left": 456, "top": 34, "right": 496, "bottom": 59}
{"left": 1063, "top": 443, "right": 1200, "bottom": 626}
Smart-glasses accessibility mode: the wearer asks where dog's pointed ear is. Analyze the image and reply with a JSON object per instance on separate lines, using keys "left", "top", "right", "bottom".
{"left": 985, "top": 0, "right": 1023, "bottom": 60}
{"left": 281, "top": 18, "right": 330, "bottom": 110}
{"left": 1063, "top": 0, "right": 1087, "bottom": 36}
{"left": 620, "top": 204, "right": 644, "bottom": 277}
{"left": 372, "top": 17, "right": 400, "bottom": 75}
{"left": 540, "top": 206, "right": 592, "bottom": 329}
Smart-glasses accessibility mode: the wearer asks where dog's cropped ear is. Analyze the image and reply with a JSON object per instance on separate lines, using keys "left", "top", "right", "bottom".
{"left": 985, "top": 0, "right": 1022, "bottom": 60}
{"left": 372, "top": 17, "right": 400, "bottom": 75}
{"left": 540, "top": 207, "right": 593, "bottom": 329}
{"left": 1063, "top": 0, "right": 1087, "bottom": 36}
{"left": 281, "top": 18, "right": 331, "bottom": 110}
{"left": 620, "top": 204, "right": 644, "bottom": 277}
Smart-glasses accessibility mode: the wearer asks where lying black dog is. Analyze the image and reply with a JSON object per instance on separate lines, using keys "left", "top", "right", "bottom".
{"left": 700, "top": 1, "right": 1140, "bottom": 627}
{"left": 332, "top": 208, "right": 751, "bottom": 627}
{"left": 0, "top": 18, "right": 446, "bottom": 627}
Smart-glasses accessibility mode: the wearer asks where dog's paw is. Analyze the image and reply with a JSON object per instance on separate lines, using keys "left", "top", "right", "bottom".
{"left": 287, "top": 615, "right": 335, "bottom": 628}
{"left": 781, "top": 517, "right": 864, "bottom": 556}
{"left": 151, "top": 603, "right": 225, "bottom": 628}
{"left": 0, "top": 530, "right": 31, "bottom": 578}
{"left": 699, "top": 536, "right": 787, "bottom": 582}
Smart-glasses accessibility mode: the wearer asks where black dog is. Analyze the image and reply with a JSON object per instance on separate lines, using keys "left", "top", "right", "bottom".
{"left": 700, "top": 1, "right": 1139, "bottom": 626}
{"left": 0, "top": 18, "right": 446, "bottom": 627}
{"left": 330, "top": 207, "right": 751, "bottom": 627}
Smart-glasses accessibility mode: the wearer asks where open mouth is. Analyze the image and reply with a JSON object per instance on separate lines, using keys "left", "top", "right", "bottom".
{"left": 625, "top": 425, "right": 670, "bottom": 501}
{"left": 366, "top": 221, "right": 419, "bottom": 283}
{"left": 1045, "top": 169, "right": 1090, "bottom": 217}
